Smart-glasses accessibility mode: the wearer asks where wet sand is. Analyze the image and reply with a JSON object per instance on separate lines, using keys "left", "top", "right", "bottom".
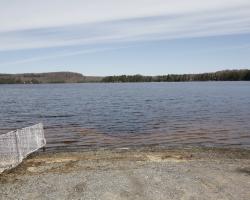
{"left": 0, "top": 147, "right": 250, "bottom": 200}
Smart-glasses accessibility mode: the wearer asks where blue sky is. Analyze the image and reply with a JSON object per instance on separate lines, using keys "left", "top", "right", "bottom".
{"left": 0, "top": 0, "right": 250, "bottom": 75}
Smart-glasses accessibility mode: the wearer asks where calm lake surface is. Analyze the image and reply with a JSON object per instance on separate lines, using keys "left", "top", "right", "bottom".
{"left": 0, "top": 82, "right": 250, "bottom": 151}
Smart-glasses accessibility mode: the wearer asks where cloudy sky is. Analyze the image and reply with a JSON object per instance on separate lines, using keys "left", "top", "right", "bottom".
{"left": 0, "top": 0, "right": 250, "bottom": 75}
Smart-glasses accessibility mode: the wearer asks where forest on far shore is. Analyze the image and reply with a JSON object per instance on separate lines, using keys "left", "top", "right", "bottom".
{"left": 0, "top": 69, "right": 250, "bottom": 84}
{"left": 102, "top": 69, "right": 250, "bottom": 82}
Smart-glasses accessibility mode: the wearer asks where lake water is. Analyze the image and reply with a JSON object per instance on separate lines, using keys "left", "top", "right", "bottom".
{"left": 0, "top": 82, "right": 250, "bottom": 151}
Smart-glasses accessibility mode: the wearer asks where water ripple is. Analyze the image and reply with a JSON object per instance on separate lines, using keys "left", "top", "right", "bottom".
{"left": 0, "top": 82, "right": 250, "bottom": 151}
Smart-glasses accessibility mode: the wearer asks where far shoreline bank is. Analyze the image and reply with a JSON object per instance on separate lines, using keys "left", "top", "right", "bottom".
{"left": 1, "top": 69, "right": 250, "bottom": 84}
{"left": 0, "top": 80, "right": 250, "bottom": 85}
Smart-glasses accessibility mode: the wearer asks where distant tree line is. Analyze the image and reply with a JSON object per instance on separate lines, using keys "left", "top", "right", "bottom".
{"left": 0, "top": 77, "right": 40, "bottom": 84}
{"left": 102, "top": 70, "right": 250, "bottom": 82}
{"left": 0, "top": 70, "right": 250, "bottom": 84}
{"left": 0, "top": 77, "right": 22, "bottom": 84}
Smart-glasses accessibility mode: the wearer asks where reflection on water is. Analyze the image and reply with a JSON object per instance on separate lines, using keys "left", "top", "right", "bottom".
{"left": 0, "top": 82, "right": 250, "bottom": 151}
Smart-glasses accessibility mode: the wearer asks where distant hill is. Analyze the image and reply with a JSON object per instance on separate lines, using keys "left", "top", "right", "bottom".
{"left": 0, "top": 69, "right": 249, "bottom": 84}
{"left": 0, "top": 72, "right": 102, "bottom": 84}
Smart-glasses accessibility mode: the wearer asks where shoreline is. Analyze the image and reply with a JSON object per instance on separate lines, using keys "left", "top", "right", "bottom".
{"left": 1, "top": 80, "right": 250, "bottom": 85}
{"left": 1, "top": 69, "right": 250, "bottom": 84}
{"left": 1, "top": 147, "right": 250, "bottom": 199}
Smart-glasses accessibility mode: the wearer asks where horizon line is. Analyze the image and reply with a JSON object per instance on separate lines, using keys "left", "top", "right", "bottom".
{"left": 1, "top": 68, "right": 249, "bottom": 77}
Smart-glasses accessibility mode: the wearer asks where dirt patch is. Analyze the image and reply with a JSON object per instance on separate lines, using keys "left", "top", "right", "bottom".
{"left": 236, "top": 167, "right": 250, "bottom": 175}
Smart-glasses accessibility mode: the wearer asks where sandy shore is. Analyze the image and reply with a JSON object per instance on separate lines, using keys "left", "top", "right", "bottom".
{"left": 0, "top": 147, "right": 250, "bottom": 200}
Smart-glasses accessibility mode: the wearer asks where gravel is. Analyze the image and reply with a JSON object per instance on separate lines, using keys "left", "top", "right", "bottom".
{"left": 0, "top": 147, "right": 250, "bottom": 200}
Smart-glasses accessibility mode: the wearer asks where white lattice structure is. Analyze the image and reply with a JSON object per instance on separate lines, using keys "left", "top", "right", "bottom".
{"left": 0, "top": 123, "right": 46, "bottom": 173}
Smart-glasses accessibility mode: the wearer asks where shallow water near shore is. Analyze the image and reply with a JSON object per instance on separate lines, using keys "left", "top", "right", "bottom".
{"left": 0, "top": 82, "right": 250, "bottom": 151}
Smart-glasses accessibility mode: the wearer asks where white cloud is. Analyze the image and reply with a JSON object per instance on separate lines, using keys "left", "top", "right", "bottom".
{"left": 0, "top": 0, "right": 250, "bottom": 51}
